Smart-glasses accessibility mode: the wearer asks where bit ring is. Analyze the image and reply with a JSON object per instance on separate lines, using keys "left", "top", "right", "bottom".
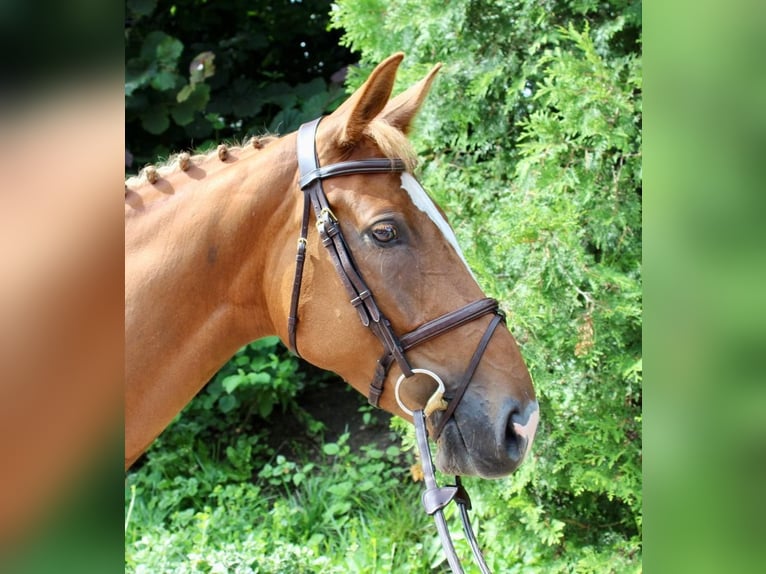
{"left": 394, "top": 368, "right": 446, "bottom": 416}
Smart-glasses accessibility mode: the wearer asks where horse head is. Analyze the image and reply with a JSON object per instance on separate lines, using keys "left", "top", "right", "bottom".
{"left": 277, "top": 53, "right": 539, "bottom": 478}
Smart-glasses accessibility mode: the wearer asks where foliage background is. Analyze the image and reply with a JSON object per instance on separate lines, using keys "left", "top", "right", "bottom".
{"left": 125, "top": 0, "right": 641, "bottom": 572}
{"left": 126, "top": 0, "right": 353, "bottom": 168}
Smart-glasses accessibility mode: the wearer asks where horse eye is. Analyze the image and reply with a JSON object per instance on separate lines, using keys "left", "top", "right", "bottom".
{"left": 371, "top": 222, "right": 399, "bottom": 244}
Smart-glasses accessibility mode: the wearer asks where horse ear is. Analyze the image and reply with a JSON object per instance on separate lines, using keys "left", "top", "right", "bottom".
{"left": 380, "top": 62, "right": 442, "bottom": 134}
{"left": 334, "top": 53, "right": 405, "bottom": 146}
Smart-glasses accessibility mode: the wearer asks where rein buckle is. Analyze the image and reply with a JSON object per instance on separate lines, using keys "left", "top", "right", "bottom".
{"left": 422, "top": 485, "right": 459, "bottom": 515}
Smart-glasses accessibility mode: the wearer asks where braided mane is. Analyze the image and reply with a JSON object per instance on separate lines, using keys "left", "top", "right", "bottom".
{"left": 125, "top": 135, "right": 278, "bottom": 189}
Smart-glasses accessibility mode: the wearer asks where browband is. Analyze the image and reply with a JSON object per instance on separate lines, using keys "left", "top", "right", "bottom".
{"left": 300, "top": 158, "right": 406, "bottom": 189}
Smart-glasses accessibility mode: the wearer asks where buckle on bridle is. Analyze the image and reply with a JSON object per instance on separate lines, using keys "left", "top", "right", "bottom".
{"left": 316, "top": 207, "right": 337, "bottom": 230}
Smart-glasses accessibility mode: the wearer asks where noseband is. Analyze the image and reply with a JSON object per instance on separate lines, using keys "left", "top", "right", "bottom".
{"left": 287, "top": 117, "right": 503, "bottom": 572}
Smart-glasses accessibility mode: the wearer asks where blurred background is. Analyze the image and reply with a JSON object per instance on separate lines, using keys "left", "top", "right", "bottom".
{"left": 1, "top": 0, "right": 764, "bottom": 572}
{"left": 0, "top": 0, "right": 124, "bottom": 572}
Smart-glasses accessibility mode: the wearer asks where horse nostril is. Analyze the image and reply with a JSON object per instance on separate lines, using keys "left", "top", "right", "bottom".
{"left": 504, "top": 400, "right": 540, "bottom": 463}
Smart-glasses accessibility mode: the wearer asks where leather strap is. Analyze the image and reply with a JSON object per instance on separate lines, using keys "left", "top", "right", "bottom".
{"left": 400, "top": 298, "right": 499, "bottom": 351}
{"left": 415, "top": 410, "right": 493, "bottom": 574}
{"left": 456, "top": 475, "right": 492, "bottom": 574}
{"left": 300, "top": 158, "right": 406, "bottom": 189}
{"left": 414, "top": 410, "right": 465, "bottom": 573}
{"left": 291, "top": 118, "right": 412, "bottom": 378}
{"left": 431, "top": 312, "right": 505, "bottom": 441}
{"left": 287, "top": 192, "right": 311, "bottom": 355}
{"left": 367, "top": 298, "right": 499, "bottom": 407}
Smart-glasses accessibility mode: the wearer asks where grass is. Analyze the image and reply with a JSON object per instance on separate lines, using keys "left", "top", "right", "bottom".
{"left": 124, "top": 385, "right": 460, "bottom": 573}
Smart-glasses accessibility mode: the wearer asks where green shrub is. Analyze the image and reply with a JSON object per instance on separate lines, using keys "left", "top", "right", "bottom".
{"left": 126, "top": 423, "right": 441, "bottom": 573}
{"left": 125, "top": 0, "right": 352, "bottom": 167}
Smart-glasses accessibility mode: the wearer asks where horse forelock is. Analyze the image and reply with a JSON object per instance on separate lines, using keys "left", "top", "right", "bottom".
{"left": 360, "top": 118, "right": 417, "bottom": 172}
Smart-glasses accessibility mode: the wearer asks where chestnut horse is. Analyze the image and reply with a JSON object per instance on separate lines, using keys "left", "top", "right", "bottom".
{"left": 125, "top": 53, "right": 539, "bottom": 478}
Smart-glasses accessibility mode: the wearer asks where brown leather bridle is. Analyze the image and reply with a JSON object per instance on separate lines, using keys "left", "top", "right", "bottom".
{"left": 286, "top": 117, "right": 504, "bottom": 573}
{"left": 288, "top": 117, "right": 505, "bottom": 442}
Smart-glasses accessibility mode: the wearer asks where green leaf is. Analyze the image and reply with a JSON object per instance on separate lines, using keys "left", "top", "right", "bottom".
{"left": 170, "top": 102, "right": 195, "bottom": 126}
{"left": 356, "top": 480, "right": 375, "bottom": 492}
{"left": 150, "top": 70, "right": 178, "bottom": 92}
{"left": 140, "top": 31, "right": 182, "bottom": 64}
{"left": 301, "top": 92, "right": 330, "bottom": 121}
{"left": 205, "top": 112, "right": 225, "bottom": 130}
{"left": 218, "top": 394, "right": 237, "bottom": 413}
{"left": 256, "top": 398, "right": 274, "bottom": 418}
{"left": 268, "top": 107, "right": 302, "bottom": 133}
{"left": 293, "top": 77, "right": 326, "bottom": 101}
{"left": 247, "top": 372, "right": 271, "bottom": 385}
{"left": 124, "top": 69, "right": 150, "bottom": 97}
{"left": 385, "top": 445, "right": 400, "bottom": 458}
{"left": 176, "top": 83, "right": 195, "bottom": 103}
{"left": 155, "top": 35, "right": 183, "bottom": 64}
{"left": 260, "top": 82, "right": 296, "bottom": 109}
{"left": 326, "top": 501, "right": 351, "bottom": 517}
{"left": 171, "top": 84, "right": 210, "bottom": 126}
{"left": 221, "top": 373, "right": 244, "bottom": 394}
{"left": 322, "top": 443, "right": 340, "bottom": 456}
{"left": 140, "top": 105, "right": 169, "bottom": 135}
{"left": 250, "top": 336, "right": 280, "bottom": 349}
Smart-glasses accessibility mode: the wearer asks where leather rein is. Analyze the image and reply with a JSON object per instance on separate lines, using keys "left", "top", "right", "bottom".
{"left": 287, "top": 117, "right": 502, "bottom": 572}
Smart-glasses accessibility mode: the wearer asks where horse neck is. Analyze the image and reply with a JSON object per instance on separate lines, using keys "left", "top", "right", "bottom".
{"left": 124, "top": 135, "right": 299, "bottom": 465}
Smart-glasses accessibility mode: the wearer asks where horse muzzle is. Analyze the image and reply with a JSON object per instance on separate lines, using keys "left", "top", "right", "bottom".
{"left": 433, "top": 395, "right": 540, "bottom": 478}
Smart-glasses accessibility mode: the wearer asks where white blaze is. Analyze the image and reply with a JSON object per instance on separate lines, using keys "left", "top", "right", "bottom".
{"left": 400, "top": 173, "right": 479, "bottom": 284}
